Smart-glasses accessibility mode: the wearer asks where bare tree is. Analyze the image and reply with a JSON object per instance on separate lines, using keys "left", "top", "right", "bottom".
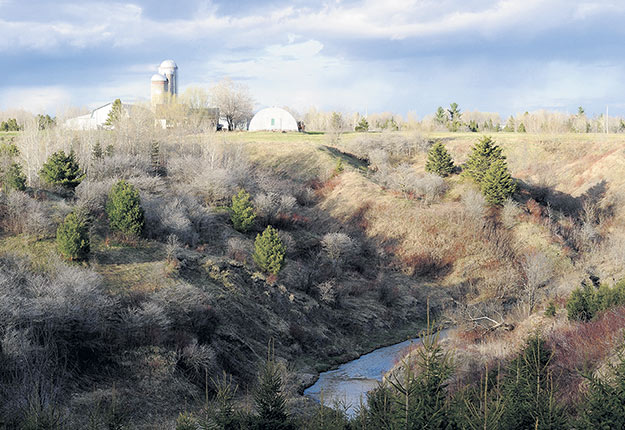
{"left": 522, "top": 251, "right": 553, "bottom": 315}
{"left": 209, "top": 78, "right": 254, "bottom": 131}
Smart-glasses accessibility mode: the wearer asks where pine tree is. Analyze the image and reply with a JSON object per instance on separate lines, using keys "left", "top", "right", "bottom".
{"left": 105, "top": 99, "right": 123, "bottom": 127}
{"left": 500, "top": 334, "right": 567, "bottom": 430}
{"left": 39, "top": 150, "right": 84, "bottom": 190}
{"left": 91, "top": 141, "right": 103, "bottom": 162}
{"left": 517, "top": 122, "right": 527, "bottom": 133}
{"left": 106, "top": 180, "right": 144, "bottom": 237}
{"left": 253, "top": 226, "right": 286, "bottom": 274}
{"left": 56, "top": 210, "right": 90, "bottom": 261}
{"left": 503, "top": 116, "right": 515, "bottom": 132}
{"left": 425, "top": 141, "right": 455, "bottom": 177}
{"left": 481, "top": 158, "right": 517, "bottom": 206}
{"left": 447, "top": 103, "right": 462, "bottom": 132}
{"left": 435, "top": 107, "right": 448, "bottom": 126}
{"left": 2, "top": 162, "right": 26, "bottom": 192}
{"left": 463, "top": 136, "right": 505, "bottom": 186}
{"left": 230, "top": 189, "right": 256, "bottom": 232}
{"left": 576, "top": 352, "right": 625, "bottom": 429}
{"left": 253, "top": 342, "right": 294, "bottom": 430}
{"left": 355, "top": 117, "right": 369, "bottom": 132}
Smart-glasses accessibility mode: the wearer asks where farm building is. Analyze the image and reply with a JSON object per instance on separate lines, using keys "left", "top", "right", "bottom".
{"left": 248, "top": 107, "right": 298, "bottom": 132}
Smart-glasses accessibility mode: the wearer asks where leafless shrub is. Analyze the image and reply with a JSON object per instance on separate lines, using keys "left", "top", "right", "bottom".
{"left": 346, "top": 132, "right": 430, "bottom": 164}
{"left": 89, "top": 153, "right": 152, "bottom": 180}
{"left": 75, "top": 179, "right": 114, "bottom": 215}
{"left": 2, "top": 191, "right": 53, "bottom": 236}
{"left": 501, "top": 198, "right": 521, "bottom": 229}
{"left": 278, "top": 231, "right": 296, "bottom": 256}
{"left": 321, "top": 232, "right": 360, "bottom": 269}
{"left": 522, "top": 251, "right": 553, "bottom": 314}
{"left": 227, "top": 236, "right": 252, "bottom": 262}
{"left": 143, "top": 193, "right": 215, "bottom": 246}
{"left": 317, "top": 280, "right": 337, "bottom": 305}
{"left": 374, "top": 166, "right": 447, "bottom": 202}
{"left": 461, "top": 189, "right": 487, "bottom": 221}
{"left": 368, "top": 149, "right": 390, "bottom": 171}
{"left": 180, "top": 338, "right": 217, "bottom": 376}
{"left": 254, "top": 192, "right": 298, "bottom": 225}
{"left": 122, "top": 302, "right": 171, "bottom": 345}
{"left": 165, "top": 234, "right": 182, "bottom": 262}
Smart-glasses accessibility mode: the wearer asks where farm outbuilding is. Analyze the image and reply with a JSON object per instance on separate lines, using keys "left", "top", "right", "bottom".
{"left": 248, "top": 107, "right": 298, "bottom": 132}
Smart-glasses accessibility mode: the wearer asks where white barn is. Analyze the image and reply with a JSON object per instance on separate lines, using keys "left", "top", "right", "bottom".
{"left": 248, "top": 107, "right": 298, "bottom": 132}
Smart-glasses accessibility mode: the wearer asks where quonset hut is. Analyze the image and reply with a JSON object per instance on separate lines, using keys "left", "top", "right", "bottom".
{"left": 248, "top": 107, "right": 298, "bottom": 132}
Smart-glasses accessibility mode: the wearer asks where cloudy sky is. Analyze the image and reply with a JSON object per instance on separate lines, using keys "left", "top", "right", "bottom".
{"left": 1, "top": 0, "right": 625, "bottom": 117}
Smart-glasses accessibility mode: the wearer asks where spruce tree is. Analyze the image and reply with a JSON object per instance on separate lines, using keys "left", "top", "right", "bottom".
{"left": 56, "top": 210, "right": 90, "bottom": 261}
{"left": 425, "top": 141, "right": 455, "bottom": 177}
{"left": 2, "top": 162, "right": 26, "bottom": 192}
{"left": 253, "top": 343, "right": 294, "bottom": 430}
{"left": 577, "top": 352, "right": 625, "bottom": 429}
{"left": 517, "top": 122, "right": 527, "bottom": 133}
{"left": 503, "top": 116, "right": 515, "bottom": 132}
{"left": 435, "top": 107, "right": 448, "bottom": 126}
{"left": 463, "top": 136, "right": 505, "bottom": 186}
{"left": 253, "top": 226, "right": 286, "bottom": 274}
{"left": 91, "top": 141, "right": 103, "bottom": 162}
{"left": 105, "top": 99, "right": 123, "bottom": 127}
{"left": 106, "top": 180, "right": 144, "bottom": 237}
{"left": 447, "top": 103, "right": 462, "bottom": 132}
{"left": 39, "top": 150, "right": 84, "bottom": 190}
{"left": 481, "top": 158, "right": 516, "bottom": 206}
{"left": 230, "top": 189, "right": 256, "bottom": 232}
{"left": 355, "top": 117, "right": 369, "bottom": 132}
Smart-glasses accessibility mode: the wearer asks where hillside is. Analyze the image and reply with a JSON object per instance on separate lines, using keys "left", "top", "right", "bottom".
{"left": 2, "top": 127, "right": 625, "bottom": 428}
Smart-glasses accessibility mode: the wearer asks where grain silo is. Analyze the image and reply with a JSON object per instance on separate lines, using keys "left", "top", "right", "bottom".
{"left": 158, "top": 60, "right": 178, "bottom": 97}
{"left": 151, "top": 74, "right": 168, "bottom": 107}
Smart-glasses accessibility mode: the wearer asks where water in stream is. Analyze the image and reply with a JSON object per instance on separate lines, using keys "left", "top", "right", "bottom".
{"left": 303, "top": 337, "right": 423, "bottom": 416}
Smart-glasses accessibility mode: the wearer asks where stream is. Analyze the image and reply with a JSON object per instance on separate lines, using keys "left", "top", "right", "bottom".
{"left": 304, "top": 330, "right": 448, "bottom": 417}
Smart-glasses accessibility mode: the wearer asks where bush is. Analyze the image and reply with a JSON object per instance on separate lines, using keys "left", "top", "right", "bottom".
{"left": 566, "top": 278, "right": 625, "bottom": 321}
{"left": 230, "top": 189, "right": 256, "bottom": 232}
{"left": 253, "top": 226, "right": 286, "bottom": 275}
{"left": 480, "top": 158, "right": 516, "bottom": 206}
{"left": 106, "top": 180, "right": 144, "bottom": 237}
{"left": 463, "top": 136, "right": 505, "bottom": 186}
{"left": 2, "top": 162, "right": 26, "bottom": 192}
{"left": 56, "top": 210, "right": 90, "bottom": 261}
{"left": 1, "top": 191, "right": 53, "bottom": 236}
{"left": 425, "top": 141, "right": 454, "bottom": 177}
{"left": 39, "top": 150, "right": 84, "bottom": 190}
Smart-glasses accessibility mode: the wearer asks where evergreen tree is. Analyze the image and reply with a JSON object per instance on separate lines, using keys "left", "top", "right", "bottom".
{"left": 3, "top": 162, "right": 26, "bottom": 192}
{"left": 230, "top": 189, "right": 256, "bottom": 232}
{"left": 355, "top": 117, "right": 369, "bottom": 132}
{"left": 460, "top": 367, "right": 506, "bottom": 430}
{"left": 91, "top": 141, "right": 103, "bottom": 162}
{"left": 253, "top": 343, "right": 294, "bottom": 430}
{"left": 467, "top": 120, "right": 479, "bottom": 132}
{"left": 386, "top": 308, "right": 453, "bottom": 429}
{"left": 481, "top": 158, "right": 517, "bottom": 206}
{"left": 253, "top": 226, "right": 286, "bottom": 274}
{"left": 56, "top": 210, "right": 90, "bottom": 261}
{"left": 39, "top": 150, "right": 84, "bottom": 190}
{"left": 517, "top": 122, "right": 527, "bottom": 133}
{"left": 435, "top": 107, "right": 448, "bottom": 126}
{"left": 106, "top": 180, "right": 144, "bottom": 237}
{"left": 150, "top": 140, "right": 163, "bottom": 175}
{"left": 500, "top": 334, "right": 567, "bottom": 430}
{"left": 503, "top": 116, "right": 515, "bottom": 132}
{"left": 566, "top": 281, "right": 597, "bottom": 321}
{"left": 425, "top": 141, "right": 455, "bottom": 177}
{"left": 576, "top": 352, "right": 625, "bottom": 429}
{"left": 463, "top": 136, "right": 505, "bottom": 186}
{"left": 36, "top": 114, "right": 56, "bottom": 130}
{"left": 447, "top": 103, "right": 462, "bottom": 132}
{"left": 105, "top": 99, "right": 123, "bottom": 127}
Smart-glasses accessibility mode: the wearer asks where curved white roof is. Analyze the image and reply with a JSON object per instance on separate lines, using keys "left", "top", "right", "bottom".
{"left": 248, "top": 107, "right": 298, "bottom": 132}
{"left": 151, "top": 74, "right": 167, "bottom": 82}
{"left": 159, "top": 59, "right": 177, "bottom": 69}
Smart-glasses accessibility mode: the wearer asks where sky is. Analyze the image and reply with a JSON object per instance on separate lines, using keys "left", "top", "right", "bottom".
{"left": 1, "top": 0, "right": 625, "bottom": 118}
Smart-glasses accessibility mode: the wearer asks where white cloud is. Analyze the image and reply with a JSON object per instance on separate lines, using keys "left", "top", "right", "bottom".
{"left": 0, "top": 87, "right": 72, "bottom": 113}
{"left": 2, "top": 0, "right": 623, "bottom": 52}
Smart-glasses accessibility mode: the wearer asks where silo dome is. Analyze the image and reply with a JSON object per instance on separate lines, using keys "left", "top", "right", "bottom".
{"left": 159, "top": 60, "right": 177, "bottom": 69}
{"left": 151, "top": 74, "right": 167, "bottom": 82}
{"left": 248, "top": 107, "right": 299, "bottom": 132}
